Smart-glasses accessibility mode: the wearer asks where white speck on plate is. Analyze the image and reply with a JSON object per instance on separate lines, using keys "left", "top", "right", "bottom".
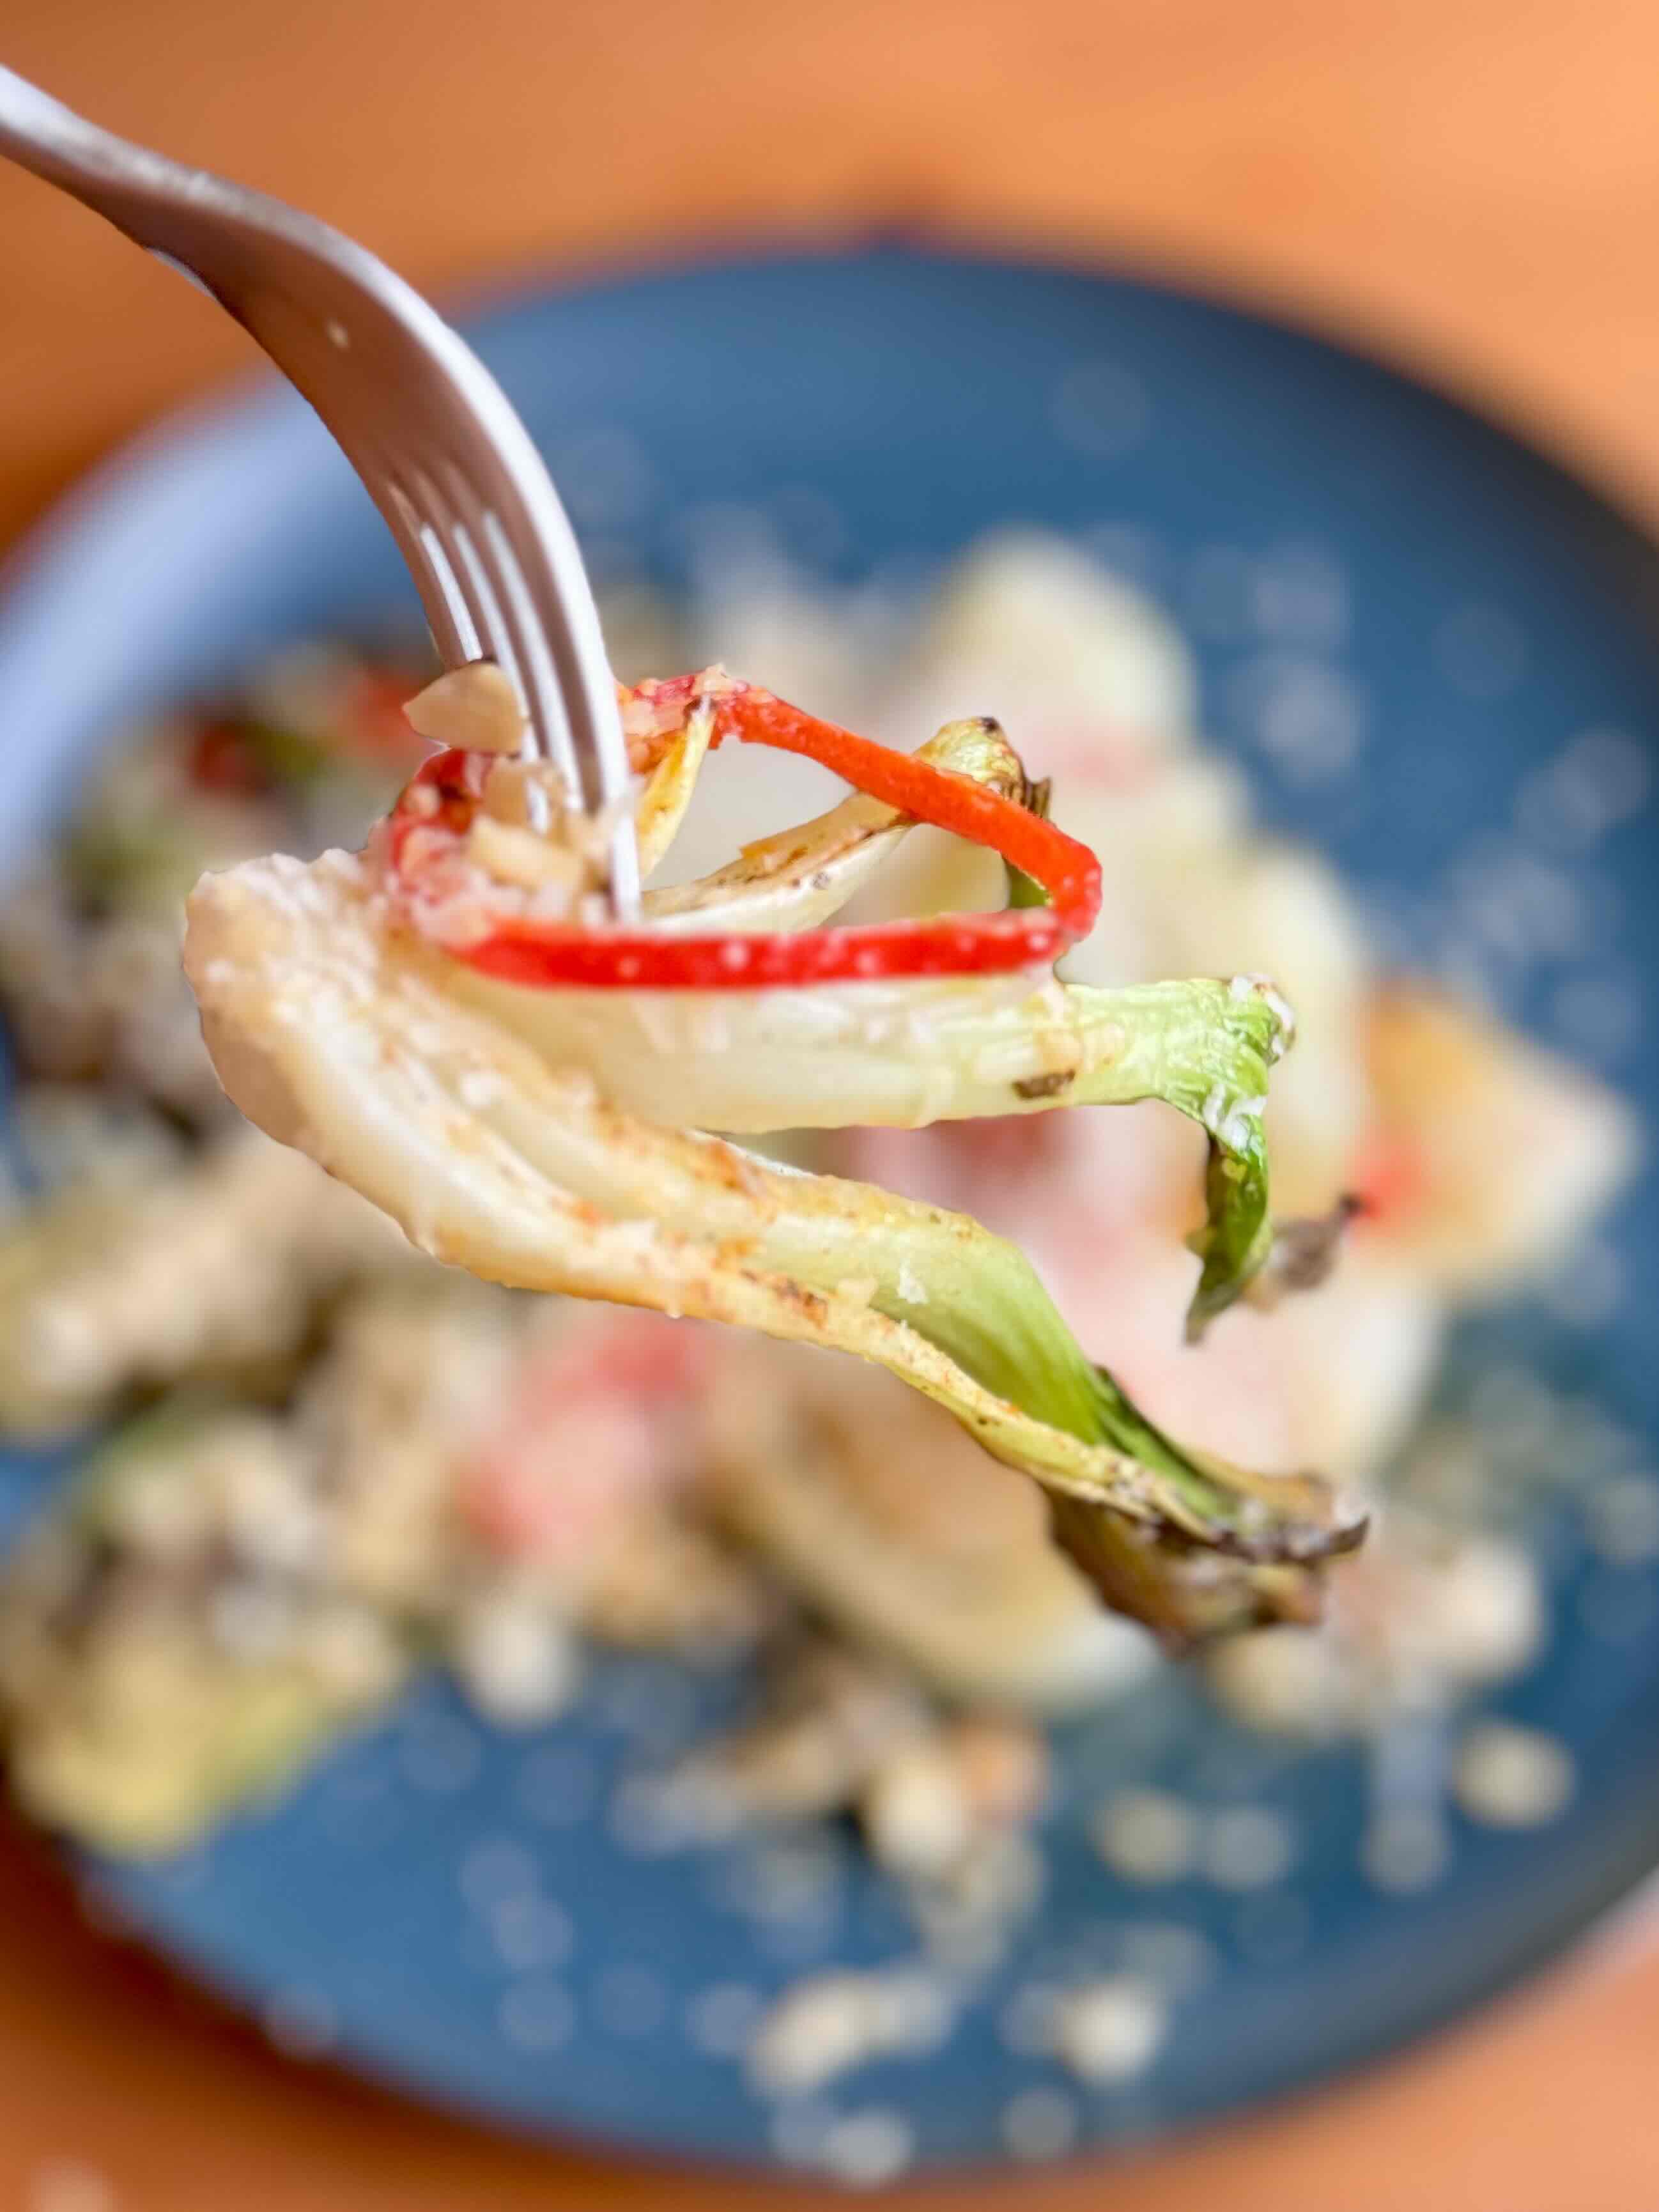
{"left": 719, "top": 1835, "right": 845, "bottom": 1925}
{"left": 1421, "top": 1538, "right": 1545, "bottom": 1687}
{"left": 1448, "top": 839, "right": 1583, "bottom": 964}
{"left": 1205, "top": 1622, "right": 1352, "bottom": 1739}
{"left": 1118, "top": 1920, "right": 1217, "bottom": 1998}
{"left": 1559, "top": 727, "right": 1651, "bottom": 821}
{"left": 816, "top": 2107, "right": 914, "bottom": 2188}
{"left": 1050, "top": 1977, "right": 1167, "bottom": 2085}
{"left": 1251, "top": 541, "right": 1348, "bottom": 649}
{"left": 1453, "top": 1721, "right": 1575, "bottom": 1828}
{"left": 608, "top": 1772, "right": 710, "bottom": 1857}
{"left": 747, "top": 1968, "right": 952, "bottom": 2098}
{"left": 860, "top": 1745, "right": 972, "bottom": 1878}
{"left": 769, "top": 2100, "right": 836, "bottom": 2165}
{"left": 489, "top": 1892, "right": 573, "bottom": 1972}
{"left": 1226, "top": 652, "right": 1365, "bottom": 784}
{"left": 1518, "top": 727, "right": 1652, "bottom": 850}
{"left": 452, "top": 1602, "right": 580, "bottom": 1725}
{"left": 685, "top": 1981, "right": 764, "bottom": 2057}
{"left": 1090, "top": 1788, "right": 1198, "bottom": 1884}
{"left": 1361, "top": 1807, "right": 1453, "bottom": 1894}
{"left": 1201, "top": 1805, "right": 1298, "bottom": 1891}
{"left": 459, "top": 1837, "right": 541, "bottom": 1911}
{"left": 498, "top": 1977, "right": 576, "bottom": 2052}
{"left": 1000, "top": 2084, "right": 1079, "bottom": 2162}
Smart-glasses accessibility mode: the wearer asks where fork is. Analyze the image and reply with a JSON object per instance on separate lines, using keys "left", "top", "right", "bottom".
{"left": 0, "top": 63, "right": 638, "bottom": 909}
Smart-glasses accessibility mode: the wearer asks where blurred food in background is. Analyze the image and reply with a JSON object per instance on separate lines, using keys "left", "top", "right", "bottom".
{"left": 0, "top": 534, "right": 1635, "bottom": 2091}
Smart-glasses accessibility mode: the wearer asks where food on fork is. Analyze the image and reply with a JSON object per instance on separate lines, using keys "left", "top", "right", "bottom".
{"left": 184, "top": 661, "right": 1364, "bottom": 1642}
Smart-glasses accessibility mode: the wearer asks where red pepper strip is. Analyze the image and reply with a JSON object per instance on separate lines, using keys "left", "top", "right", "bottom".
{"left": 386, "top": 680, "right": 1102, "bottom": 991}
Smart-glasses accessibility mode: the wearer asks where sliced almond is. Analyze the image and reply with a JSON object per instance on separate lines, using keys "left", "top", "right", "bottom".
{"left": 481, "top": 757, "right": 535, "bottom": 825}
{"left": 464, "top": 814, "right": 587, "bottom": 899}
{"left": 405, "top": 661, "right": 526, "bottom": 754}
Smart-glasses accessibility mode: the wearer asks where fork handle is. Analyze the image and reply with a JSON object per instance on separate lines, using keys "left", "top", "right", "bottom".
{"left": 0, "top": 63, "right": 298, "bottom": 325}
{"left": 0, "top": 65, "right": 194, "bottom": 243}
{"left": 0, "top": 63, "right": 110, "bottom": 180}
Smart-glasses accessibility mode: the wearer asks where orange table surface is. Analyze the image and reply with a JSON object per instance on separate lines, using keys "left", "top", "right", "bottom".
{"left": 4, "top": 3, "right": 1659, "bottom": 2206}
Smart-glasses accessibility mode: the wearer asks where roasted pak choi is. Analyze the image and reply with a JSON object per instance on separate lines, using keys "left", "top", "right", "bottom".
{"left": 185, "top": 666, "right": 1363, "bottom": 1642}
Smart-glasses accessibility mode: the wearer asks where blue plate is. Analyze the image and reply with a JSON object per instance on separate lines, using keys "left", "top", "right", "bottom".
{"left": 2, "top": 247, "right": 1658, "bottom": 2176}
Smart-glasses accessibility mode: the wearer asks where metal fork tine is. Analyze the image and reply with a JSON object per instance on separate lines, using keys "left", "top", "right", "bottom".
{"left": 378, "top": 474, "right": 482, "bottom": 667}
{"left": 415, "top": 523, "right": 486, "bottom": 667}
{"left": 479, "top": 509, "right": 582, "bottom": 785}
{"left": 408, "top": 463, "right": 548, "bottom": 777}
{"left": 437, "top": 515, "right": 529, "bottom": 720}
{"left": 398, "top": 460, "right": 495, "bottom": 638}
{"left": 438, "top": 460, "right": 583, "bottom": 794}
